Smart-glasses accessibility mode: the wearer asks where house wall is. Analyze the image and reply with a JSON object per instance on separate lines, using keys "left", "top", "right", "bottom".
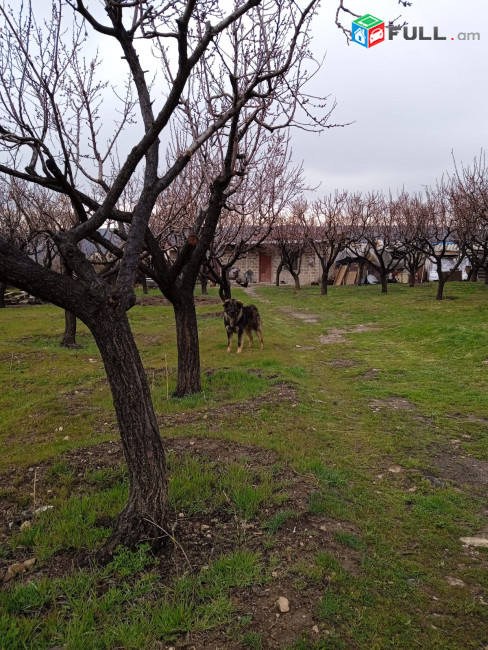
{"left": 424, "top": 256, "right": 470, "bottom": 281}
{"left": 273, "top": 252, "right": 321, "bottom": 285}
{"left": 228, "top": 249, "right": 322, "bottom": 285}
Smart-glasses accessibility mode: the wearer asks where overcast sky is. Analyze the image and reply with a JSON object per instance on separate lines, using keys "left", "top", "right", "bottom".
{"left": 16, "top": 1, "right": 488, "bottom": 200}
{"left": 298, "top": 0, "right": 488, "bottom": 196}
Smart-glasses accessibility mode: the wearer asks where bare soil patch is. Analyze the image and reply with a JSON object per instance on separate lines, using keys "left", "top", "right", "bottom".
{"left": 368, "top": 397, "right": 418, "bottom": 412}
{"left": 289, "top": 311, "right": 319, "bottom": 324}
{"left": 198, "top": 310, "right": 223, "bottom": 320}
{"left": 320, "top": 323, "right": 380, "bottom": 345}
{"left": 325, "top": 359, "right": 360, "bottom": 368}
{"left": 362, "top": 368, "right": 381, "bottom": 379}
{"left": 319, "top": 329, "right": 348, "bottom": 344}
{"left": 428, "top": 447, "right": 488, "bottom": 490}
{"left": 157, "top": 382, "right": 298, "bottom": 430}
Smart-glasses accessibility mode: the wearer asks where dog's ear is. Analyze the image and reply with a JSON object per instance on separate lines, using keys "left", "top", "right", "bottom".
{"left": 237, "top": 300, "right": 243, "bottom": 306}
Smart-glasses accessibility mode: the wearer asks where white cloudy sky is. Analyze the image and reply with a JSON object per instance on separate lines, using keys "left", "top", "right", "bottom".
{"left": 298, "top": 0, "right": 488, "bottom": 195}
{"left": 21, "top": 0, "right": 488, "bottom": 198}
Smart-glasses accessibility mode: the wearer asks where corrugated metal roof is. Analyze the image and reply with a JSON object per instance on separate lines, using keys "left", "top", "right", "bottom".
{"left": 433, "top": 243, "right": 459, "bottom": 255}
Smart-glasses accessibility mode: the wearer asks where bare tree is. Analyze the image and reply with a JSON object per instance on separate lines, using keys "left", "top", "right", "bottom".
{"left": 394, "top": 192, "right": 427, "bottom": 287}
{"left": 449, "top": 153, "right": 488, "bottom": 284}
{"left": 3, "top": 181, "right": 85, "bottom": 345}
{"left": 350, "top": 192, "right": 406, "bottom": 293}
{"left": 0, "top": 0, "right": 330, "bottom": 553}
{"left": 272, "top": 202, "right": 309, "bottom": 291}
{"left": 411, "top": 184, "right": 465, "bottom": 300}
{"left": 305, "top": 190, "right": 357, "bottom": 295}
{"left": 204, "top": 135, "right": 304, "bottom": 300}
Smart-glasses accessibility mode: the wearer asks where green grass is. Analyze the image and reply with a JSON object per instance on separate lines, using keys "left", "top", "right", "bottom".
{"left": 0, "top": 547, "right": 262, "bottom": 648}
{"left": 2, "top": 282, "right": 488, "bottom": 648}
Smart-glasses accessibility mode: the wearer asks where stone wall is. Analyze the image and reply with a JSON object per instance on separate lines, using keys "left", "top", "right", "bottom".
{"left": 227, "top": 249, "right": 322, "bottom": 285}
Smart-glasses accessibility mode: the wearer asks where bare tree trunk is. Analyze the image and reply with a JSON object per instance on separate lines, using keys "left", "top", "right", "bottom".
{"left": 380, "top": 274, "right": 388, "bottom": 293}
{"left": 275, "top": 262, "right": 283, "bottom": 286}
{"left": 436, "top": 264, "right": 446, "bottom": 300}
{"left": 172, "top": 293, "right": 202, "bottom": 397}
{"left": 409, "top": 269, "right": 415, "bottom": 288}
{"left": 470, "top": 268, "right": 479, "bottom": 282}
{"left": 291, "top": 271, "right": 300, "bottom": 291}
{"left": 0, "top": 281, "right": 6, "bottom": 308}
{"left": 484, "top": 265, "right": 488, "bottom": 285}
{"left": 60, "top": 261, "right": 80, "bottom": 348}
{"left": 321, "top": 270, "right": 328, "bottom": 295}
{"left": 436, "top": 279, "right": 446, "bottom": 300}
{"left": 200, "top": 273, "right": 208, "bottom": 295}
{"left": 141, "top": 275, "right": 148, "bottom": 294}
{"left": 221, "top": 271, "right": 232, "bottom": 300}
{"left": 61, "top": 310, "right": 82, "bottom": 349}
{"left": 90, "top": 312, "right": 169, "bottom": 556}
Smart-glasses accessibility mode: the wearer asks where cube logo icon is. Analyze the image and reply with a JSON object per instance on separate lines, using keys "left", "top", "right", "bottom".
{"left": 352, "top": 14, "right": 385, "bottom": 48}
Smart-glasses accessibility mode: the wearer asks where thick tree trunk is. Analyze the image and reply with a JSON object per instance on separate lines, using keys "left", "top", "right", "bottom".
{"left": 275, "top": 262, "right": 283, "bottom": 286}
{"left": 59, "top": 261, "right": 80, "bottom": 348}
{"left": 172, "top": 293, "right": 202, "bottom": 397}
{"left": 61, "top": 310, "right": 81, "bottom": 348}
{"left": 0, "top": 236, "right": 169, "bottom": 557}
{"left": 291, "top": 271, "right": 300, "bottom": 291}
{"left": 141, "top": 276, "right": 148, "bottom": 294}
{"left": 91, "top": 312, "right": 169, "bottom": 556}
{"left": 409, "top": 269, "right": 415, "bottom": 288}
{"left": 436, "top": 275, "right": 445, "bottom": 300}
{"left": 0, "top": 281, "right": 6, "bottom": 308}
{"left": 485, "top": 266, "right": 488, "bottom": 285}
{"left": 221, "top": 272, "right": 232, "bottom": 300}
{"left": 380, "top": 275, "right": 388, "bottom": 293}
{"left": 200, "top": 273, "right": 208, "bottom": 295}
{"left": 321, "top": 270, "right": 328, "bottom": 295}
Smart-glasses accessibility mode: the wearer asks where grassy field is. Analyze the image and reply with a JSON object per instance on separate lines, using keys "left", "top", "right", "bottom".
{"left": 0, "top": 282, "right": 487, "bottom": 649}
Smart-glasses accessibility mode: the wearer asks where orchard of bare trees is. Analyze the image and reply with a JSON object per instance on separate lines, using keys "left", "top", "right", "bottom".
{"left": 0, "top": 0, "right": 345, "bottom": 556}
{"left": 2, "top": 0, "right": 486, "bottom": 559}
{"left": 261, "top": 158, "right": 488, "bottom": 300}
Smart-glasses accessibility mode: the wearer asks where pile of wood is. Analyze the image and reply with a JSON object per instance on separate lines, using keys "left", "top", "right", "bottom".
{"left": 4, "top": 291, "right": 42, "bottom": 306}
{"left": 334, "top": 263, "right": 359, "bottom": 286}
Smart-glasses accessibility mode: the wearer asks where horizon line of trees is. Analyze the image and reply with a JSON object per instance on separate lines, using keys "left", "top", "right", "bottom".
{"left": 199, "top": 156, "right": 488, "bottom": 301}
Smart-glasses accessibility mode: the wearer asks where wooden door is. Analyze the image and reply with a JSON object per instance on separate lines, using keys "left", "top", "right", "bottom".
{"left": 259, "top": 252, "right": 272, "bottom": 283}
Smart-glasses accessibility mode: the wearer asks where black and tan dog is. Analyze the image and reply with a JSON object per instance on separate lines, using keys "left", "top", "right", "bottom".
{"left": 223, "top": 299, "right": 264, "bottom": 353}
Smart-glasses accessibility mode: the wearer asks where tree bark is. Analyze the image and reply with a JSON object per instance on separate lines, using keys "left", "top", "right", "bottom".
{"left": 1, "top": 230, "right": 169, "bottom": 558}
{"left": 436, "top": 278, "right": 445, "bottom": 300}
{"left": 200, "top": 273, "right": 208, "bottom": 295}
{"left": 408, "top": 269, "right": 415, "bottom": 288}
{"left": 291, "top": 271, "right": 300, "bottom": 291}
{"left": 321, "top": 270, "right": 328, "bottom": 295}
{"left": 0, "top": 281, "right": 6, "bottom": 308}
{"left": 141, "top": 275, "right": 148, "bottom": 294}
{"left": 275, "top": 262, "right": 283, "bottom": 286}
{"left": 59, "top": 261, "right": 80, "bottom": 348}
{"left": 220, "top": 271, "right": 232, "bottom": 300}
{"left": 61, "top": 310, "right": 81, "bottom": 348}
{"left": 380, "top": 274, "right": 388, "bottom": 293}
{"left": 172, "top": 292, "right": 202, "bottom": 397}
{"left": 90, "top": 311, "right": 169, "bottom": 556}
